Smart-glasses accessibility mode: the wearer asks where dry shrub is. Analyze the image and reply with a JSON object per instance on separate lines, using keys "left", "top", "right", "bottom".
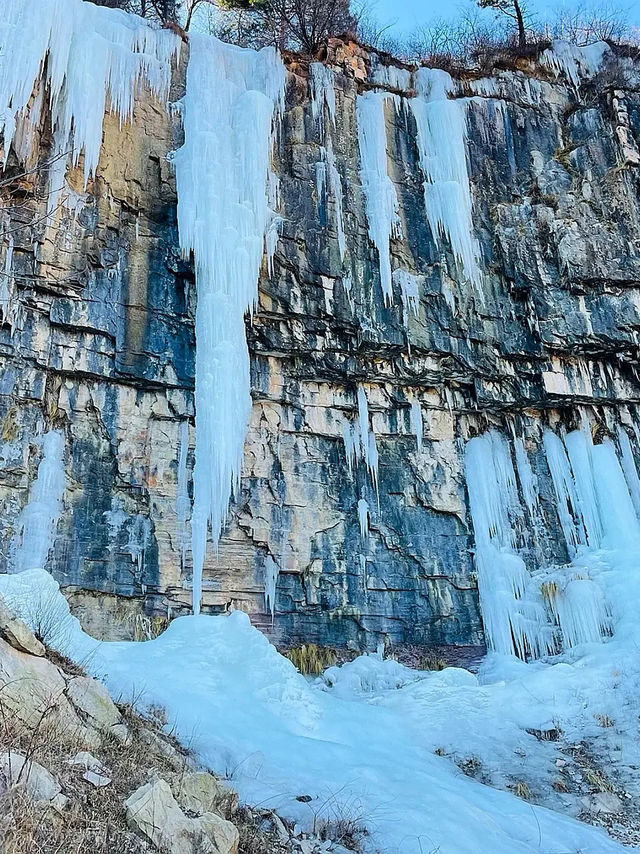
{"left": 284, "top": 644, "right": 338, "bottom": 675}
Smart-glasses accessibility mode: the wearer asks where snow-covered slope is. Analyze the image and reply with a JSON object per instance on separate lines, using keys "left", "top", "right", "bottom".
{"left": 0, "top": 565, "right": 633, "bottom": 854}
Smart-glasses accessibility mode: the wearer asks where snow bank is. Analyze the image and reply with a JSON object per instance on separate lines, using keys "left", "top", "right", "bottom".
{"left": 0, "top": 567, "right": 626, "bottom": 854}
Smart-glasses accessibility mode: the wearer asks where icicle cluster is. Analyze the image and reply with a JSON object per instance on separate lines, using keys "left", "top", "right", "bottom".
{"left": 465, "top": 431, "right": 553, "bottom": 659}
{"left": 409, "top": 69, "right": 481, "bottom": 289}
{"left": 540, "top": 40, "right": 609, "bottom": 89}
{"left": 342, "top": 385, "right": 379, "bottom": 489}
{"left": 13, "top": 431, "right": 66, "bottom": 572}
{"left": 174, "top": 35, "right": 285, "bottom": 614}
{"left": 309, "top": 64, "right": 345, "bottom": 262}
{"left": 355, "top": 92, "right": 402, "bottom": 303}
{"left": 467, "top": 424, "right": 640, "bottom": 658}
{"left": 0, "top": 0, "right": 179, "bottom": 203}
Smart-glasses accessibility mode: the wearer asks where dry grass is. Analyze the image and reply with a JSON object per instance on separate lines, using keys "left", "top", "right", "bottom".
{"left": 417, "top": 655, "right": 447, "bottom": 671}
{"left": 513, "top": 780, "right": 532, "bottom": 801}
{"left": 0, "top": 689, "right": 192, "bottom": 854}
{"left": 284, "top": 644, "right": 338, "bottom": 675}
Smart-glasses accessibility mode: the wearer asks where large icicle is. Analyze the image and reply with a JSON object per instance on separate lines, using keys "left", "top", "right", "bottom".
{"left": 356, "top": 91, "right": 401, "bottom": 303}
{"left": 542, "top": 429, "right": 587, "bottom": 557}
{"left": 616, "top": 425, "right": 640, "bottom": 519}
{"left": 409, "top": 69, "right": 481, "bottom": 289}
{"left": 176, "top": 420, "right": 191, "bottom": 573}
{"left": 174, "top": 35, "right": 285, "bottom": 614}
{"left": 465, "top": 431, "right": 553, "bottom": 659}
{"left": 0, "top": 0, "right": 179, "bottom": 201}
{"left": 13, "top": 431, "right": 66, "bottom": 572}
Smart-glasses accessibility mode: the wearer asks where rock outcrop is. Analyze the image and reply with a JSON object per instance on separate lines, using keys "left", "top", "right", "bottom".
{"left": 2, "top": 31, "right": 640, "bottom": 649}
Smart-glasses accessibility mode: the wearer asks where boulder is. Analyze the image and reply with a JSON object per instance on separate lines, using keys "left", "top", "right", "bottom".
{"left": 125, "top": 778, "right": 238, "bottom": 854}
{"left": 0, "top": 750, "right": 61, "bottom": 803}
{"left": 0, "top": 594, "right": 44, "bottom": 656}
{"left": 197, "top": 811, "right": 240, "bottom": 854}
{"left": 172, "top": 770, "right": 238, "bottom": 818}
{"left": 66, "top": 675, "right": 128, "bottom": 741}
{"left": 0, "top": 638, "right": 96, "bottom": 745}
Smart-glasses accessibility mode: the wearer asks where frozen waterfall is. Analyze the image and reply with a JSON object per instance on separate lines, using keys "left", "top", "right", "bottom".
{"left": 173, "top": 35, "right": 285, "bottom": 614}
{"left": 466, "top": 426, "right": 640, "bottom": 659}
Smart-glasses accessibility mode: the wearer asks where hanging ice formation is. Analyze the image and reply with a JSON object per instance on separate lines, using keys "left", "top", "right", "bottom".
{"left": 465, "top": 431, "right": 553, "bottom": 659}
{"left": 264, "top": 555, "right": 280, "bottom": 621}
{"left": 410, "top": 399, "right": 423, "bottom": 452}
{"left": 341, "top": 385, "right": 379, "bottom": 490}
{"left": 176, "top": 420, "right": 191, "bottom": 573}
{"left": 408, "top": 69, "right": 482, "bottom": 289}
{"left": 173, "top": 35, "right": 285, "bottom": 614}
{"left": 356, "top": 91, "right": 402, "bottom": 303}
{"left": 540, "top": 40, "right": 609, "bottom": 90}
{"left": 357, "top": 498, "right": 370, "bottom": 539}
{"left": 13, "top": 431, "right": 66, "bottom": 573}
{"left": 466, "top": 424, "right": 640, "bottom": 658}
{"left": 310, "top": 64, "right": 346, "bottom": 261}
{"left": 392, "top": 269, "right": 420, "bottom": 329}
{"left": 0, "top": 0, "right": 179, "bottom": 211}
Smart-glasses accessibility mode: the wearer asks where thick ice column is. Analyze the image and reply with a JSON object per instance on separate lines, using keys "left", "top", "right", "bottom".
{"left": 174, "top": 35, "right": 285, "bottom": 614}
{"left": 356, "top": 91, "right": 402, "bottom": 303}
{"left": 13, "top": 431, "right": 66, "bottom": 572}
{"left": 408, "top": 68, "right": 481, "bottom": 289}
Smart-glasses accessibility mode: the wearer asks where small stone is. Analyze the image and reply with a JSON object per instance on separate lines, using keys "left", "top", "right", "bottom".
{"left": 83, "top": 769, "right": 112, "bottom": 787}
{"left": 67, "top": 751, "right": 109, "bottom": 774}
{"left": 580, "top": 792, "right": 623, "bottom": 815}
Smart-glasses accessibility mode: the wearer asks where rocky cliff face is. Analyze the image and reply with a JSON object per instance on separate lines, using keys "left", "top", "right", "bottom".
{"left": 2, "top": 35, "right": 640, "bottom": 650}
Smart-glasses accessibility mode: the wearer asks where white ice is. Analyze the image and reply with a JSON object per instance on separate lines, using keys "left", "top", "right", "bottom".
{"left": 173, "top": 34, "right": 285, "bottom": 613}
{"left": 0, "top": 0, "right": 179, "bottom": 203}
{"left": 12, "top": 430, "right": 65, "bottom": 573}
{"left": 0, "top": 567, "right": 628, "bottom": 854}
{"left": 356, "top": 91, "right": 402, "bottom": 303}
{"left": 409, "top": 68, "right": 482, "bottom": 289}
{"left": 540, "top": 40, "right": 609, "bottom": 89}
{"left": 357, "top": 497, "right": 370, "bottom": 539}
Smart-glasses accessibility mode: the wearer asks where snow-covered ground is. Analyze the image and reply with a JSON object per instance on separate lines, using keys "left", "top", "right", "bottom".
{"left": 1, "top": 560, "right": 636, "bottom": 854}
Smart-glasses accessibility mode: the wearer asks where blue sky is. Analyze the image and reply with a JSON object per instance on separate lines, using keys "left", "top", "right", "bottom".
{"left": 369, "top": 0, "right": 640, "bottom": 37}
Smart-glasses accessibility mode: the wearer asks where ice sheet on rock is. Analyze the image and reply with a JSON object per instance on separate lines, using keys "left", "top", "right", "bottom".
{"left": 513, "top": 437, "right": 539, "bottom": 522}
{"left": 356, "top": 91, "right": 402, "bottom": 303}
{"left": 592, "top": 439, "right": 640, "bottom": 548}
{"left": 543, "top": 428, "right": 587, "bottom": 557}
{"left": 316, "top": 139, "right": 346, "bottom": 261}
{"left": 12, "top": 431, "right": 65, "bottom": 573}
{"left": 173, "top": 34, "right": 285, "bottom": 614}
{"left": 176, "top": 420, "right": 191, "bottom": 573}
{"left": 368, "top": 55, "right": 412, "bottom": 91}
{"left": 308, "top": 62, "right": 336, "bottom": 135}
{"left": 564, "top": 427, "right": 603, "bottom": 549}
{"left": 616, "top": 425, "right": 640, "bottom": 519}
{"left": 540, "top": 40, "right": 609, "bottom": 89}
{"left": 410, "top": 399, "right": 423, "bottom": 452}
{"left": 409, "top": 68, "right": 482, "bottom": 290}
{"left": 392, "top": 269, "right": 420, "bottom": 328}
{"left": 0, "top": 0, "right": 179, "bottom": 206}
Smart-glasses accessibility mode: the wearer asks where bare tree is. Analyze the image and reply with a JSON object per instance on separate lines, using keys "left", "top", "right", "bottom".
{"left": 477, "top": 0, "right": 528, "bottom": 49}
